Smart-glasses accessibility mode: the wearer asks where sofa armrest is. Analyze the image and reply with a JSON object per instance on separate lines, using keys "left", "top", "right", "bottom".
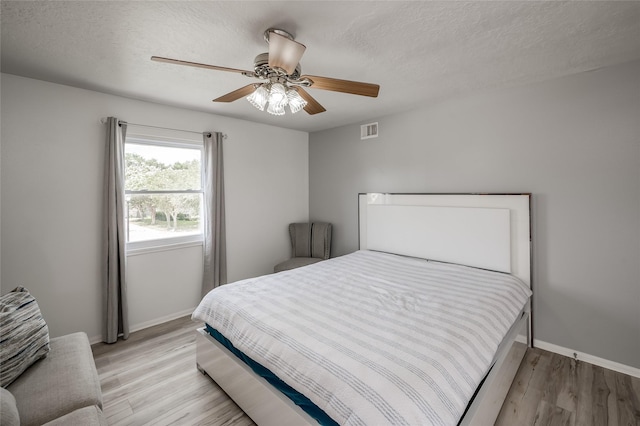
{"left": 43, "top": 405, "right": 107, "bottom": 426}
{"left": 7, "top": 332, "right": 103, "bottom": 426}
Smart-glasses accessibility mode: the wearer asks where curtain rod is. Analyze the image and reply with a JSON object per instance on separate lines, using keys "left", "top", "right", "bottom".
{"left": 100, "top": 117, "right": 226, "bottom": 139}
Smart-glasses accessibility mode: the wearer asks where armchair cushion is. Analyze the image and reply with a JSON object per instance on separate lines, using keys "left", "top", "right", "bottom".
{"left": 311, "top": 223, "right": 332, "bottom": 260}
{"left": 289, "top": 223, "right": 311, "bottom": 257}
{"left": 275, "top": 222, "right": 332, "bottom": 272}
{"left": 274, "top": 257, "right": 323, "bottom": 273}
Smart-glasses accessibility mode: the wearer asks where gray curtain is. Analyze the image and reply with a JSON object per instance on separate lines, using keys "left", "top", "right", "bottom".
{"left": 202, "top": 132, "right": 227, "bottom": 297}
{"left": 103, "top": 117, "right": 129, "bottom": 343}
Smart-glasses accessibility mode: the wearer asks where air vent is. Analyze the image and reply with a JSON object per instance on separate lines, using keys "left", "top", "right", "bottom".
{"left": 361, "top": 122, "right": 378, "bottom": 140}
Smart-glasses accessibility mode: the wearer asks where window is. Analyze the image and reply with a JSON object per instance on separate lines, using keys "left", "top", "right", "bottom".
{"left": 124, "top": 137, "right": 203, "bottom": 251}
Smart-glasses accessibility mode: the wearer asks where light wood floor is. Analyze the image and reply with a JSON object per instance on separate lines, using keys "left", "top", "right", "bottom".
{"left": 92, "top": 316, "right": 640, "bottom": 426}
{"left": 495, "top": 347, "right": 640, "bottom": 426}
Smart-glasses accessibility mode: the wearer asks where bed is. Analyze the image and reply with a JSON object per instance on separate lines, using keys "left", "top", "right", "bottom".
{"left": 192, "top": 193, "right": 532, "bottom": 425}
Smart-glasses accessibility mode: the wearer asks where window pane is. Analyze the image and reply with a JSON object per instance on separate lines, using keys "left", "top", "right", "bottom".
{"left": 126, "top": 193, "right": 202, "bottom": 242}
{"left": 125, "top": 143, "right": 201, "bottom": 191}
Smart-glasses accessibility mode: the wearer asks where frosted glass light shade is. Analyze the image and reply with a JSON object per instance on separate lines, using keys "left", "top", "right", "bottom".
{"left": 268, "top": 31, "right": 306, "bottom": 75}
{"left": 286, "top": 88, "right": 307, "bottom": 114}
{"left": 266, "top": 83, "right": 288, "bottom": 115}
{"left": 269, "top": 83, "right": 287, "bottom": 104}
{"left": 247, "top": 82, "right": 306, "bottom": 115}
{"left": 267, "top": 102, "right": 286, "bottom": 115}
{"left": 246, "top": 84, "right": 269, "bottom": 111}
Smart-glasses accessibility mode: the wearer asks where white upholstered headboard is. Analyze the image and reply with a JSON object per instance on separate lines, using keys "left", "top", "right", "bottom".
{"left": 358, "top": 193, "right": 531, "bottom": 288}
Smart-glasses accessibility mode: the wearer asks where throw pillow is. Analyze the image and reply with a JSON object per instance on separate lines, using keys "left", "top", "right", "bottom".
{"left": 0, "top": 287, "right": 50, "bottom": 387}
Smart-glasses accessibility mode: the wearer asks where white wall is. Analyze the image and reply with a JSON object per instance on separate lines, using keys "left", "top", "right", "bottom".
{"left": 1, "top": 74, "right": 309, "bottom": 342}
{"left": 309, "top": 60, "right": 640, "bottom": 369}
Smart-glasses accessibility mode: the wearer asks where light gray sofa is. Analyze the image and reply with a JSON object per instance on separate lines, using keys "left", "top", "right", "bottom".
{"left": 2, "top": 332, "right": 106, "bottom": 426}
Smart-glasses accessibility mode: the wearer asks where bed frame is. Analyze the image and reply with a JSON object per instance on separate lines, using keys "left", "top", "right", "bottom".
{"left": 196, "top": 193, "right": 532, "bottom": 426}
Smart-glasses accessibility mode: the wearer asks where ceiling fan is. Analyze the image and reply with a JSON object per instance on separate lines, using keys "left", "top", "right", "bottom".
{"left": 151, "top": 28, "right": 380, "bottom": 116}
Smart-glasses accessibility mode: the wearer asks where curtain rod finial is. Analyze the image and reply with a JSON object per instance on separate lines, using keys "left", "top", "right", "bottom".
{"left": 100, "top": 117, "right": 108, "bottom": 125}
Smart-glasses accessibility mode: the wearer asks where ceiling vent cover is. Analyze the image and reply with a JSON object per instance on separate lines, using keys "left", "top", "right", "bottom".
{"left": 361, "top": 122, "right": 378, "bottom": 140}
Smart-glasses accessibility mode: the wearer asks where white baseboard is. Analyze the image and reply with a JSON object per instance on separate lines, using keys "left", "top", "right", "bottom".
{"left": 89, "top": 307, "right": 196, "bottom": 345}
{"left": 130, "top": 307, "right": 196, "bottom": 334}
{"left": 534, "top": 339, "right": 640, "bottom": 379}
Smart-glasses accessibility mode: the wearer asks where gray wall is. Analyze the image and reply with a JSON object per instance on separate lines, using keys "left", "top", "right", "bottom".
{"left": 309, "top": 60, "right": 640, "bottom": 368}
{"left": 1, "top": 74, "right": 309, "bottom": 341}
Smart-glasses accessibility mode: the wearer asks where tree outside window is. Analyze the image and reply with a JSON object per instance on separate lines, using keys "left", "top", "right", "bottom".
{"left": 124, "top": 139, "right": 203, "bottom": 249}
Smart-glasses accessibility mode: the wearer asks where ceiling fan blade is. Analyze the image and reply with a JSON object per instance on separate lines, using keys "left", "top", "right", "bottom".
{"left": 296, "top": 87, "right": 326, "bottom": 115}
{"left": 213, "top": 85, "right": 257, "bottom": 103}
{"left": 151, "top": 56, "right": 252, "bottom": 75}
{"left": 267, "top": 31, "right": 306, "bottom": 75}
{"left": 301, "top": 75, "right": 380, "bottom": 98}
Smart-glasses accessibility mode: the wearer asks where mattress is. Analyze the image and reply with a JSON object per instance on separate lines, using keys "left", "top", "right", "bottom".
{"left": 192, "top": 250, "right": 532, "bottom": 426}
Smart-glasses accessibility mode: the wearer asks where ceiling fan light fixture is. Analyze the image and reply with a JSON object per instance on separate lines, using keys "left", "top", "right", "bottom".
{"left": 267, "top": 83, "right": 288, "bottom": 115}
{"left": 267, "top": 101, "right": 286, "bottom": 116}
{"left": 246, "top": 83, "right": 269, "bottom": 111}
{"left": 247, "top": 83, "right": 309, "bottom": 116}
{"left": 267, "top": 30, "right": 306, "bottom": 75}
{"left": 155, "top": 28, "right": 380, "bottom": 117}
{"left": 269, "top": 82, "right": 287, "bottom": 104}
{"left": 287, "top": 88, "right": 308, "bottom": 114}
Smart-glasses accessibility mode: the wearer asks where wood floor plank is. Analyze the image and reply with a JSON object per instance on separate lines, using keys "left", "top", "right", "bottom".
{"left": 109, "top": 344, "right": 194, "bottom": 386}
{"left": 533, "top": 400, "right": 574, "bottom": 426}
{"left": 106, "top": 400, "right": 134, "bottom": 424}
{"left": 528, "top": 349, "right": 555, "bottom": 391}
{"left": 555, "top": 357, "right": 578, "bottom": 414}
{"left": 102, "top": 355, "right": 195, "bottom": 410}
{"left": 147, "top": 393, "right": 251, "bottom": 426}
{"left": 541, "top": 353, "right": 566, "bottom": 407}
{"left": 574, "top": 359, "right": 594, "bottom": 426}
{"left": 604, "top": 366, "right": 621, "bottom": 426}
{"left": 496, "top": 348, "right": 551, "bottom": 425}
{"left": 100, "top": 373, "right": 123, "bottom": 394}
{"left": 94, "top": 316, "right": 640, "bottom": 426}
{"left": 615, "top": 373, "right": 640, "bottom": 425}
{"left": 632, "top": 375, "right": 640, "bottom": 399}
{"left": 592, "top": 365, "right": 611, "bottom": 425}
{"left": 114, "top": 380, "right": 217, "bottom": 426}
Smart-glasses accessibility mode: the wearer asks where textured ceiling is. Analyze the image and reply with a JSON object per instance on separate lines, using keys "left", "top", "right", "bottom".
{"left": 2, "top": 1, "right": 640, "bottom": 133}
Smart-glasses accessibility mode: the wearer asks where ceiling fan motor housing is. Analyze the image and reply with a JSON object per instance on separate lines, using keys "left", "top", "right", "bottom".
{"left": 263, "top": 28, "right": 295, "bottom": 43}
{"left": 253, "top": 53, "right": 302, "bottom": 80}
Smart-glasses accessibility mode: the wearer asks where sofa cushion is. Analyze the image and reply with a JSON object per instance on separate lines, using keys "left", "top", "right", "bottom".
{"left": 43, "top": 405, "right": 107, "bottom": 426}
{"left": 0, "top": 388, "right": 20, "bottom": 426}
{"left": 0, "top": 286, "right": 50, "bottom": 387}
{"left": 7, "top": 332, "right": 103, "bottom": 426}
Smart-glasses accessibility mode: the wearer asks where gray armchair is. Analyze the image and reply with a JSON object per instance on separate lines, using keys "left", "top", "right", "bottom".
{"left": 274, "top": 222, "right": 332, "bottom": 273}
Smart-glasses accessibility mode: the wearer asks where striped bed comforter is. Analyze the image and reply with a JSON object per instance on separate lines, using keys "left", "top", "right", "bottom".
{"left": 192, "top": 250, "right": 532, "bottom": 425}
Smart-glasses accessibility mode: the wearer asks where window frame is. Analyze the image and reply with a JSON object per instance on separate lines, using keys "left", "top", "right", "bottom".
{"left": 124, "top": 136, "right": 205, "bottom": 254}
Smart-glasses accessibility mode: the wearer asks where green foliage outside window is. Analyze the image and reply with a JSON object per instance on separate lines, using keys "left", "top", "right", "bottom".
{"left": 125, "top": 148, "right": 202, "bottom": 238}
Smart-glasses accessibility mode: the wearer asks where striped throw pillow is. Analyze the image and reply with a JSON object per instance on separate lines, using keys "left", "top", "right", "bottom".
{"left": 0, "top": 287, "right": 50, "bottom": 387}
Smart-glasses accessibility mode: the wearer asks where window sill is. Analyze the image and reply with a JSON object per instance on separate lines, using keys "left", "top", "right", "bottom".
{"left": 126, "top": 240, "right": 203, "bottom": 257}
